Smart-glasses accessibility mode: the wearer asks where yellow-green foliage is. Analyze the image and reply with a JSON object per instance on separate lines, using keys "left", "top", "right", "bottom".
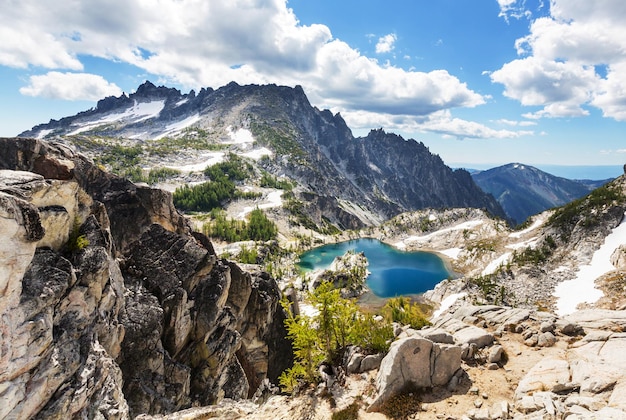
{"left": 382, "top": 297, "right": 430, "bottom": 330}
{"left": 279, "top": 281, "right": 394, "bottom": 392}
{"left": 67, "top": 218, "right": 89, "bottom": 252}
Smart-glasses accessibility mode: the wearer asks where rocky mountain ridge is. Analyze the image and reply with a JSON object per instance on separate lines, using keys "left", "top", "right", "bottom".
{"left": 472, "top": 163, "right": 604, "bottom": 225}
{"left": 20, "top": 81, "right": 507, "bottom": 227}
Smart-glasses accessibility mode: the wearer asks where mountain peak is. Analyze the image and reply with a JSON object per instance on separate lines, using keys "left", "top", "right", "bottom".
{"left": 473, "top": 162, "right": 595, "bottom": 224}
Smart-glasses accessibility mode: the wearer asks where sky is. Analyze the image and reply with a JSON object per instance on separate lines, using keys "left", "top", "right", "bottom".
{"left": 1, "top": 0, "right": 625, "bottom": 178}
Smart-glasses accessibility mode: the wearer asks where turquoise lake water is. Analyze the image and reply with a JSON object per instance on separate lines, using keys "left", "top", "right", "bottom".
{"left": 297, "top": 238, "right": 452, "bottom": 298}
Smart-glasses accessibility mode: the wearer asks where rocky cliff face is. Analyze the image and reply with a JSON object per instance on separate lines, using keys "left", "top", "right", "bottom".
{"left": 0, "top": 137, "right": 292, "bottom": 419}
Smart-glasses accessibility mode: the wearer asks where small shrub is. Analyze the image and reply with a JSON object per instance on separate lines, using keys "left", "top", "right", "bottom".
{"left": 238, "top": 245, "right": 258, "bottom": 264}
{"left": 379, "top": 387, "right": 422, "bottom": 420}
{"left": 332, "top": 401, "right": 360, "bottom": 420}
{"left": 67, "top": 218, "right": 89, "bottom": 252}
{"left": 382, "top": 297, "right": 430, "bottom": 330}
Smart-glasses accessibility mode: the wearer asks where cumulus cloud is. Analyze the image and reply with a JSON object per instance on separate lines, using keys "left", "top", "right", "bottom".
{"left": 375, "top": 34, "right": 397, "bottom": 54}
{"left": 492, "top": 0, "right": 626, "bottom": 121}
{"left": 0, "top": 0, "right": 484, "bottom": 122}
{"left": 342, "top": 109, "right": 533, "bottom": 140}
{"left": 20, "top": 72, "right": 123, "bottom": 101}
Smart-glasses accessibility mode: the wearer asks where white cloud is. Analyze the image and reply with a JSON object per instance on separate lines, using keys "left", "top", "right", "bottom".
{"left": 375, "top": 34, "right": 397, "bottom": 54}
{"left": 307, "top": 40, "right": 485, "bottom": 115}
{"left": 492, "top": 0, "right": 626, "bottom": 121}
{"left": 496, "top": 0, "right": 532, "bottom": 21}
{"left": 494, "top": 118, "right": 537, "bottom": 126}
{"left": 342, "top": 109, "right": 533, "bottom": 140}
{"left": 0, "top": 0, "right": 484, "bottom": 121}
{"left": 19, "top": 72, "right": 123, "bottom": 101}
{"left": 0, "top": 27, "right": 82, "bottom": 70}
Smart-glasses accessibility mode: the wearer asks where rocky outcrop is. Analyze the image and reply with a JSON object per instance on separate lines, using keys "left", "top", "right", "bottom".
{"left": 512, "top": 310, "right": 626, "bottom": 419}
{"left": 0, "top": 137, "right": 292, "bottom": 419}
{"left": 368, "top": 337, "right": 462, "bottom": 412}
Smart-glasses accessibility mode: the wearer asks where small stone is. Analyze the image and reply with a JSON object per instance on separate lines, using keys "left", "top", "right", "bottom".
{"left": 487, "top": 345, "right": 504, "bottom": 363}
{"left": 474, "top": 398, "right": 483, "bottom": 408}
{"left": 447, "top": 375, "right": 459, "bottom": 391}
{"left": 540, "top": 321, "right": 555, "bottom": 333}
{"left": 492, "top": 401, "right": 510, "bottom": 419}
{"left": 470, "top": 386, "right": 479, "bottom": 395}
{"left": 487, "top": 363, "right": 499, "bottom": 370}
{"left": 482, "top": 392, "right": 488, "bottom": 399}
{"left": 524, "top": 335, "right": 538, "bottom": 347}
{"left": 537, "top": 332, "right": 556, "bottom": 347}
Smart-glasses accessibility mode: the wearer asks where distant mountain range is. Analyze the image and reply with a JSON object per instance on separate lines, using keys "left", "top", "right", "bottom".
{"left": 20, "top": 81, "right": 507, "bottom": 228}
{"left": 471, "top": 163, "right": 612, "bottom": 225}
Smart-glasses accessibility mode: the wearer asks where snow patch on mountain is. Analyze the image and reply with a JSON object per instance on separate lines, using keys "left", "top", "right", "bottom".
{"left": 432, "top": 292, "right": 467, "bottom": 318}
{"left": 165, "top": 152, "right": 225, "bottom": 173}
{"left": 395, "top": 220, "right": 484, "bottom": 249}
{"left": 236, "top": 190, "right": 283, "bottom": 219}
{"left": 68, "top": 100, "right": 165, "bottom": 135}
{"left": 226, "top": 127, "right": 255, "bottom": 147}
{"left": 506, "top": 236, "right": 539, "bottom": 250}
{"left": 440, "top": 248, "right": 462, "bottom": 259}
{"left": 36, "top": 129, "right": 54, "bottom": 139}
{"left": 509, "top": 214, "right": 547, "bottom": 239}
{"left": 482, "top": 252, "right": 512, "bottom": 276}
{"left": 554, "top": 212, "right": 626, "bottom": 315}
{"left": 241, "top": 147, "right": 272, "bottom": 160}
{"left": 154, "top": 114, "right": 200, "bottom": 139}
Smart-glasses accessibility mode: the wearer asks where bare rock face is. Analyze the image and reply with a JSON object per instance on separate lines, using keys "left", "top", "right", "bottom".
{"left": 0, "top": 137, "right": 292, "bottom": 419}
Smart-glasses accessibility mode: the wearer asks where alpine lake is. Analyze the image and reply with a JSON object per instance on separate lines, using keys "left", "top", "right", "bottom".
{"left": 297, "top": 238, "right": 454, "bottom": 301}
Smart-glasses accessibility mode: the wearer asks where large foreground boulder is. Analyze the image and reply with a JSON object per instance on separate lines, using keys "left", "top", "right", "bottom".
{"left": 368, "top": 337, "right": 462, "bottom": 412}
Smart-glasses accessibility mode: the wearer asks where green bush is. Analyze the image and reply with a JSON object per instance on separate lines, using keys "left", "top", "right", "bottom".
{"left": 238, "top": 245, "right": 258, "bottom": 264}
{"left": 382, "top": 297, "right": 430, "bottom": 330}
{"left": 203, "top": 208, "right": 277, "bottom": 242}
{"left": 260, "top": 172, "right": 294, "bottom": 190}
{"left": 512, "top": 235, "right": 557, "bottom": 265}
{"left": 548, "top": 183, "right": 625, "bottom": 238}
{"left": 173, "top": 180, "right": 236, "bottom": 211}
{"left": 204, "top": 153, "right": 252, "bottom": 182}
{"left": 278, "top": 281, "right": 394, "bottom": 392}
{"left": 147, "top": 167, "right": 181, "bottom": 184}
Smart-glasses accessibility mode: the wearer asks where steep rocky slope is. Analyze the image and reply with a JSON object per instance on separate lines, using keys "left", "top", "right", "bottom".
{"left": 20, "top": 81, "right": 506, "bottom": 227}
{"left": 0, "top": 137, "right": 292, "bottom": 419}
{"left": 472, "top": 163, "right": 600, "bottom": 225}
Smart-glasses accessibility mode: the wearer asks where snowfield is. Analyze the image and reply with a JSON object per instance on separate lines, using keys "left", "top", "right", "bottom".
{"left": 554, "top": 212, "right": 626, "bottom": 315}
{"left": 165, "top": 152, "right": 225, "bottom": 173}
{"left": 68, "top": 100, "right": 165, "bottom": 135}
{"left": 155, "top": 114, "right": 201, "bottom": 139}
{"left": 395, "top": 220, "right": 484, "bottom": 249}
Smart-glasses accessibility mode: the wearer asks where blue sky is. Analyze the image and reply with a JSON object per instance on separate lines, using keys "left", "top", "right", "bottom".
{"left": 1, "top": 0, "right": 625, "bottom": 177}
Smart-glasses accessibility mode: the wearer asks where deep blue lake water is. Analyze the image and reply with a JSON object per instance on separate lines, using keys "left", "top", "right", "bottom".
{"left": 297, "top": 238, "right": 452, "bottom": 298}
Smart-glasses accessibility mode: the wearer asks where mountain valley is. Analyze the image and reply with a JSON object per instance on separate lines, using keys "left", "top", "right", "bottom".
{"left": 2, "top": 81, "right": 626, "bottom": 419}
